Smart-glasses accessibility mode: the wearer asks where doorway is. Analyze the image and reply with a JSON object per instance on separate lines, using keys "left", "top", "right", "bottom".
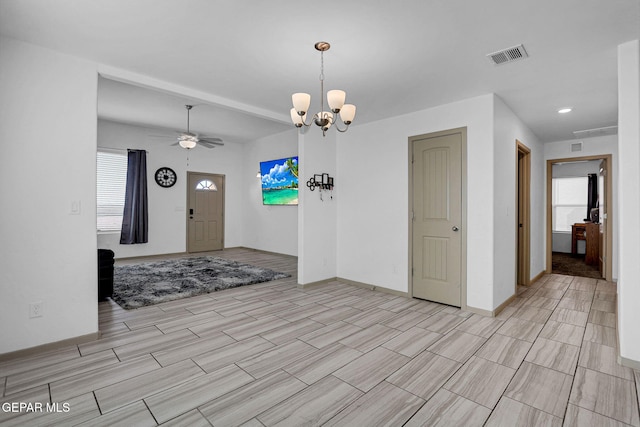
{"left": 517, "top": 141, "right": 531, "bottom": 287}
{"left": 187, "top": 172, "right": 225, "bottom": 253}
{"left": 546, "top": 155, "right": 612, "bottom": 281}
{"left": 409, "top": 127, "right": 467, "bottom": 307}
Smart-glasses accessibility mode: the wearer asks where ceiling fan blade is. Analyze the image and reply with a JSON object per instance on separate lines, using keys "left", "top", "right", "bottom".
{"left": 199, "top": 137, "right": 224, "bottom": 146}
{"left": 199, "top": 136, "right": 222, "bottom": 142}
{"left": 198, "top": 141, "right": 218, "bottom": 149}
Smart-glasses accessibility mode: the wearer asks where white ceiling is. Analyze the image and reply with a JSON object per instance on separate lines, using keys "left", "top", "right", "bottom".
{"left": 1, "top": 0, "right": 638, "bottom": 143}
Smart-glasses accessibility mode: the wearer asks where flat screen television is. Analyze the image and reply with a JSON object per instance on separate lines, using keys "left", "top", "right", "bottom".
{"left": 259, "top": 156, "right": 299, "bottom": 205}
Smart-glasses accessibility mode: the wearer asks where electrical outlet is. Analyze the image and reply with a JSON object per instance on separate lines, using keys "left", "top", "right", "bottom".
{"left": 29, "top": 302, "right": 43, "bottom": 318}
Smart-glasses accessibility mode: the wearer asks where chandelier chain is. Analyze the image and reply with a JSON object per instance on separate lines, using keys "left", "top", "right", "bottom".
{"left": 319, "top": 51, "right": 325, "bottom": 119}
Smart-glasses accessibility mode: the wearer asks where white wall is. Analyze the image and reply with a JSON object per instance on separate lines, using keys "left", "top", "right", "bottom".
{"left": 335, "top": 94, "right": 544, "bottom": 312}
{"left": 544, "top": 134, "right": 619, "bottom": 279}
{"left": 617, "top": 39, "right": 640, "bottom": 365}
{"left": 97, "top": 120, "right": 245, "bottom": 258}
{"left": 242, "top": 130, "right": 299, "bottom": 256}
{"left": 0, "top": 37, "right": 98, "bottom": 354}
{"left": 493, "top": 96, "right": 545, "bottom": 305}
{"left": 298, "top": 130, "right": 338, "bottom": 284}
{"left": 336, "top": 94, "right": 496, "bottom": 310}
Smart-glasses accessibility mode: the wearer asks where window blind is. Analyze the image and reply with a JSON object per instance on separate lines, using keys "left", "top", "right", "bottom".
{"left": 97, "top": 151, "right": 127, "bottom": 232}
{"left": 552, "top": 176, "right": 588, "bottom": 232}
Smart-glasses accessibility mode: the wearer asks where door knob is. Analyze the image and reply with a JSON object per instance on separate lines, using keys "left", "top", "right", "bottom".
{"left": 452, "top": 226, "right": 459, "bottom": 232}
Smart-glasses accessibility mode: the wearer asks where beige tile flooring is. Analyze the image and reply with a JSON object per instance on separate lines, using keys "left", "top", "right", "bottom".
{"left": 1, "top": 248, "right": 639, "bottom": 426}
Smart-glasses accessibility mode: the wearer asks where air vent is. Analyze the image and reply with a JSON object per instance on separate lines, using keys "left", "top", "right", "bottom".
{"left": 486, "top": 44, "right": 529, "bottom": 65}
{"left": 572, "top": 126, "right": 618, "bottom": 139}
{"left": 570, "top": 142, "right": 583, "bottom": 152}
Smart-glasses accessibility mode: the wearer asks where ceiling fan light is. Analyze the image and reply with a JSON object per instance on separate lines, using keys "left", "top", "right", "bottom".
{"left": 178, "top": 134, "right": 197, "bottom": 149}
{"left": 340, "top": 104, "right": 356, "bottom": 124}
{"left": 292, "top": 93, "right": 311, "bottom": 115}
{"left": 179, "top": 140, "right": 197, "bottom": 149}
{"left": 327, "top": 90, "right": 346, "bottom": 113}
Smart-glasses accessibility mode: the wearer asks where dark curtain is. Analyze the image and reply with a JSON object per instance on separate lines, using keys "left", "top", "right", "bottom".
{"left": 586, "top": 173, "right": 598, "bottom": 221}
{"left": 120, "top": 149, "right": 148, "bottom": 244}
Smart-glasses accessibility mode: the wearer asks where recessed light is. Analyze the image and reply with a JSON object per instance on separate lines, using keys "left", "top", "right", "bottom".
{"left": 558, "top": 108, "right": 572, "bottom": 114}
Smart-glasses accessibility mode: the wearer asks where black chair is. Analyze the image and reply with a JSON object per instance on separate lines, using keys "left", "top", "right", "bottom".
{"left": 97, "top": 249, "right": 114, "bottom": 301}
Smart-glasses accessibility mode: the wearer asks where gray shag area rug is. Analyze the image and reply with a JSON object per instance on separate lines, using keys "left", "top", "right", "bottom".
{"left": 113, "top": 256, "right": 290, "bottom": 309}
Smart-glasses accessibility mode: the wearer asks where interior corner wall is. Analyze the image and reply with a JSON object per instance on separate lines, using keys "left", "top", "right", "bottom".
{"left": 0, "top": 37, "right": 98, "bottom": 354}
{"left": 493, "top": 95, "right": 545, "bottom": 307}
{"left": 96, "top": 120, "right": 244, "bottom": 258}
{"left": 336, "top": 94, "right": 495, "bottom": 311}
{"left": 297, "top": 129, "right": 338, "bottom": 285}
{"left": 242, "top": 129, "right": 299, "bottom": 256}
{"left": 544, "top": 134, "right": 619, "bottom": 280}
{"left": 617, "top": 39, "right": 640, "bottom": 365}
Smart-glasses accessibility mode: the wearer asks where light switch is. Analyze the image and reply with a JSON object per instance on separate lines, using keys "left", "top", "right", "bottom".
{"left": 70, "top": 200, "right": 81, "bottom": 215}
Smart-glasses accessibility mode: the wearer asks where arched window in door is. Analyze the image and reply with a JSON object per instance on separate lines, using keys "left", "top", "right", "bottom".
{"left": 196, "top": 179, "right": 218, "bottom": 191}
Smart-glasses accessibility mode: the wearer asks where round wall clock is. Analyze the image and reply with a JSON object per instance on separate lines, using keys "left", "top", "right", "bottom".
{"left": 155, "top": 167, "right": 177, "bottom": 188}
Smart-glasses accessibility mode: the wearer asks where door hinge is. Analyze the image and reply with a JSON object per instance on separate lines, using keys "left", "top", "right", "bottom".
{"left": 412, "top": 268, "right": 414, "bottom": 276}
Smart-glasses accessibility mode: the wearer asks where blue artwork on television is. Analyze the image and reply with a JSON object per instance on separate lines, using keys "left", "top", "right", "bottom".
{"left": 259, "top": 156, "right": 299, "bottom": 205}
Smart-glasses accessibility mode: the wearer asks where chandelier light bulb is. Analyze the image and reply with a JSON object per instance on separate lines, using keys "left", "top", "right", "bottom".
{"left": 292, "top": 93, "right": 311, "bottom": 115}
{"left": 318, "top": 111, "right": 334, "bottom": 131}
{"left": 340, "top": 104, "right": 356, "bottom": 124}
{"left": 290, "top": 108, "right": 305, "bottom": 127}
{"left": 327, "top": 90, "right": 346, "bottom": 113}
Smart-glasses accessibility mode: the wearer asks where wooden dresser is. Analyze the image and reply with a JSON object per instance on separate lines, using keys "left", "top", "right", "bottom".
{"left": 571, "top": 222, "right": 599, "bottom": 265}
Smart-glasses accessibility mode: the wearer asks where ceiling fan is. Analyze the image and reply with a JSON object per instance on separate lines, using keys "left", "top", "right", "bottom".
{"left": 169, "top": 104, "right": 224, "bottom": 149}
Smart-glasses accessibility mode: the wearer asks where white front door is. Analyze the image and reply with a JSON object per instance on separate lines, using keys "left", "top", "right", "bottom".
{"left": 187, "top": 172, "right": 224, "bottom": 252}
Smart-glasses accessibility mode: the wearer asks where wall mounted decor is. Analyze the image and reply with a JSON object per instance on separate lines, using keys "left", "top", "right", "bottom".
{"left": 306, "top": 173, "right": 334, "bottom": 191}
{"left": 259, "top": 156, "right": 299, "bottom": 205}
{"left": 154, "top": 167, "right": 177, "bottom": 188}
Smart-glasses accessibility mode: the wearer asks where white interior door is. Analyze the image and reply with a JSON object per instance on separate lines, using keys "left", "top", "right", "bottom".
{"left": 411, "top": 129, "right": 464, "bottom": 306}
{"left": 598, "top": 159, "right": 607, "bottom": 276}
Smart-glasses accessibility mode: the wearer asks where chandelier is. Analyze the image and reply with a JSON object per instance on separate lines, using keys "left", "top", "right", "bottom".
{"left": 290, "top": 42, "right": 356, "bottom": 136}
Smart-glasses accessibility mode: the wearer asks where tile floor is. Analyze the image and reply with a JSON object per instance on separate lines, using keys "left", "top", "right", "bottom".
{"left": 0, "top": 248, "right": 638, "bottom": 426}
